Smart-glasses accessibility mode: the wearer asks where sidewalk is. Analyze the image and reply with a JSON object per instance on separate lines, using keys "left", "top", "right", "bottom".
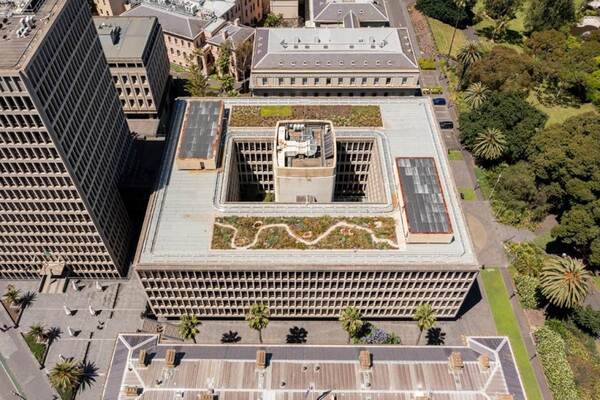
{"left": 0, "top": 306, "right": 57, "bottom": 400}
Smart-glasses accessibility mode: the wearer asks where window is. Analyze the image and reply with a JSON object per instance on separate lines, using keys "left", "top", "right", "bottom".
{"left": 361, "top": 77, "right": 367, "bottom": 85}
{"left": 385, "top": 77, "right": 391, "bottom": 85}
{"left": 401, "top": 77, "right": 408, "bottom": 84}
{"left": 350, "top": 77, "right": 355, "bottom": 85}
{"left": 278, "top": 77, "right": 284, "bottom": 85}
{"left": 302, "top": 77, "right": 308, "bottom": 85}
{"left": 326, "top": 78, "right": 331, "bottom": 85}
{"left": 290, "top": 78, "right": 295, "bottom": 85}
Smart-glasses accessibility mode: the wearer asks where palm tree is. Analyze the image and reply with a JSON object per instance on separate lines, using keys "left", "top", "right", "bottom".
{"left": 338, "top": 306, "right": 364, "bottom": 343}
{"left": 28, "top": 323, "right": 46, "bottom": 343}
{"left": 448, "top": 0, "right": 467, "bottom": 59}
{"left": 473, "top": 128, "right": 507, "bottom": 161}
{"left": 456, "top": 41, "right": 483, "bottom": 88}
{"left": 464, "top": 82, "right": 490, "bottom": 109}
{"left": 491, "top": 15, "right": 511, "bottom": 41}
{"left": 2, "top": 284, "right": 21, "bottom": 307}
{"left": 413, "top": 303, "right": 436, "bottom": 345}
{"left": 49, "top": 360, "right": 82, "bottom": 394}
{"left": 178, "top": 314, "right": 200, "bottom": 343}
{"left": 246, "top": 303, "right": 270, "bottom": 344}
{"left": 540, "top": 256, "right": 590, "bottom": 309}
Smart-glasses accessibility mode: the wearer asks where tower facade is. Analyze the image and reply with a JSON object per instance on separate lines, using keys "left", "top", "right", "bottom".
{"left": 0, "top": 0, "right": 132, "bottom": 279}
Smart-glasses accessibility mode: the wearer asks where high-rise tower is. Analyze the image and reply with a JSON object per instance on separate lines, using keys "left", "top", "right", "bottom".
{"left": 0, "top": 0, "right": 132, "bottom": 279}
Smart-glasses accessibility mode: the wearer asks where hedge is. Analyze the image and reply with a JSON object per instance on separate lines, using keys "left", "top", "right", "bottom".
{"left": 419, "top": 58, "right": 437, "bottom": 70}
{"left": 572, "top": 305, "right": 600, "bottom": 338}
{"left": 514, "top": 273, "right": 540, "bottom": 309}
{"left": 534, "top": 326, "right": 579, "bottom": 400}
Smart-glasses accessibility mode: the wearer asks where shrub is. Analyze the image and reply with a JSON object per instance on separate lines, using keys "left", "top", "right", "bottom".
{"left": 514, "top": 273, "right": 541, "bottom": 309}
{"left": 572, "top": 305, "right": 600, "bottom": 338}
{"left": 415, "top": 0, "right": 476, "bottom": 28}
{"left": 419, "top": 58, "right": 437, "bottom": 70}
{"left": 359, "top": 327, "right": 401, "bottom": 344}
{"left": 505, "top": 242, "right": 545, "bottom": 277}
{"left": 534, "top": 326, "right": 579, "bottom": 400}
{"left": 422, "top": 86, "right": 443, "bottom": 94}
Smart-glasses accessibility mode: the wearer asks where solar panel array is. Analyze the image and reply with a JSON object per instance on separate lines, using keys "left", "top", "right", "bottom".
{"left": 396, "top": 157, "right": 452, "bottom": 234}
{"left": 179, "top": 100, "right": 222, "bottom": 159}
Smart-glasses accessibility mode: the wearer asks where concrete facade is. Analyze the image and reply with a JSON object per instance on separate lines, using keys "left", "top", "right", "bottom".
{"left": 134, "top": 98, "right": 479, "bottom": 319}
{"left": 94, "top": 0, "right": 130, "bottom": 16}
{"left": 250, "top": 28, "right": 420, "bottom": 97}
{"left": 95, "top": 16, "right": 170, "bottom": 118}
{"left": 0, "top": 0, "right": 132, "bottom": 279}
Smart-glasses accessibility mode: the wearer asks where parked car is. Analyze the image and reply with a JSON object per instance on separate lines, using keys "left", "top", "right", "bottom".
{"left": 432, "top": 97, "right": 447, "bottom": 106}
{"left": 439, "top": 121, "right": 454, "bottom": 129}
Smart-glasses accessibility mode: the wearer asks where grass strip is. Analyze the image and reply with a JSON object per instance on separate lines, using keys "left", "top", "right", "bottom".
{"left": 480, "top": 268, "right": 543, "bottom": 400}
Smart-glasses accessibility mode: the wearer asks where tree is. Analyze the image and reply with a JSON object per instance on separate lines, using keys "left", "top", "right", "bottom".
{"left": 234, "top": 39, "right": 254, "bottom": 85}
{"left": 184, "top": 51, "right": 209, "bottom": 97}
{"left": 262, "top": 13, "right": 283, "bottom": 27}
{"left": 525, "top": 0, "right": 575, "bottom": 33}
{"left": 464, "top": 82, "right": 490, "bottom": 108}
{"left": 338, "top": 306, "right": 364, "bottom": 343}
{"left": 2, "top": 284, "right": 21, "bottom": 307}
{"left": 49, "top": 360, "right": 82, "bottom": 394}
{"left": 456, "top": 42, "right": 483, "bottom": 88}
{"left": 540, "top": 256, "right": 591, "bottom": 309}
{"left": 448, "top": 0, "right": 467, "bottom": 59}
{"left": 473, "top": 127, "right": 507, "bottom": 161}
{"left": 246, "top": 303, "right": 269, "bottom": 343}
{"left": 484, "top": 0, "right": 522, "bottom": 20}
{"left": 217, "top": 41, "right": 232, "bottom": 77}
{"left": 459, "top": 91, "right": 547, "bottom": 161}
{"left": 415, "top": 0, "right": 476, "bottom": 28}
{"left": 572, "top": 305, "right": 600, "bottom": 337}
{"left": 220, "top": 75, "right": 235, "bottom": 95}
{"left": 28, "top": 323, "right": 46, "bottom": 343}
{"left": 413, "top": 303, "right": 436, "bottom": 345}
{"left": 178, "top": 314, "right": 200, "bottom": 343}
{"left": 466, "top": 46, "right": 533, "bottom": 93}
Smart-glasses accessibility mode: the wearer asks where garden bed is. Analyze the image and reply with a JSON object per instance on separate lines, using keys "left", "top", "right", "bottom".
{"left": 212, "top": 216, "right": 397, "bottom": 250}
{"left": 229, "top": 105, "right": 383, "bottom": 127}
{"left": 1, "top": 300, "right": 21, "bottom": 326}
{"left": 23, "top": 332, "right": 47, "bottom": 365}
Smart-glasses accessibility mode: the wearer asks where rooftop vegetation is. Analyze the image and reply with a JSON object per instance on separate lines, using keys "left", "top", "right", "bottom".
{"left": 212, "top": 216, "right": 397, "bottom": 250}
{"left": 229, "top": 105, "right": 383, "bottom": 127}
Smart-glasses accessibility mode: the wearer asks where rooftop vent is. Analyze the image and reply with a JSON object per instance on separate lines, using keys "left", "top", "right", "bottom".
{"left": 478, "top": 354, "right": 490, "bottom": 370}
{"left": 138, "top": 349, "right": 147, "bottom": 368}
{"left": 197, "top": 393, "right": 218, "bottom": 400}
{"left": 123, "top": 386, "right": 140, "bottom": 397}
{"left": 165, "top": 349, "right": 177, "bottom": 368}
{"left": 448, "top": 352, "right": 463, "bottom": 371}
{"left": 359, "top": 350, "right": 371, "bottom": 369}
{"left": 256, "top": 350, "right": 267, "bottom": 369}
{"left": 110, "top": 25, "right": 121, "bottom": 45}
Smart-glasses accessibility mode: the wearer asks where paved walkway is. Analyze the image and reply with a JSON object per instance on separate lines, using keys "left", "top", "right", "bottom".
{"left": 0, "top": 305, "right": 57, "bottom": 400}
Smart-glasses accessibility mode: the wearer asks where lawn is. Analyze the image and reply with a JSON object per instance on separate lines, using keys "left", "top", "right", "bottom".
{"left": 459, "top": 187, "right": 476, "bottom": 201}
{"left": 527, "top": 93, "right": 597, "bottom": 127}
{"left": 260, "top": 105, "right": 293, "bottom": 118}
{"left": 474, "top": 167, "right": 491, "bottom": 200}
{"left": 480, "top": 268, "right": 543, "bottom": 400}
{"left": 427, "top": 18, "right": 467, "bottom": 59}
{"left": 448, "top": 150, "right": 463, "bottom": 160}
{"left": 593, "top": 275, "right": 600, "bottom": 291}
{"left": 23, "top": 333, "right": 47, "bottom": 365}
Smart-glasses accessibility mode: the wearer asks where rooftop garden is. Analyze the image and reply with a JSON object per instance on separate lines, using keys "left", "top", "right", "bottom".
{"left": 212, "top": 216, "right": 397, "bottom": 250}
{"left": 229, "top": 105, "right": 383, "bottom": 127}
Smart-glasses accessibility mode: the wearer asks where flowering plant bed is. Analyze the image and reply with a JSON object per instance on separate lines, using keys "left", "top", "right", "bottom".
{"left": 212, "top": 216, "right": 397, "bottom": 250}
{"left": 229, "top": 105, "right": 383, "bottom": 127}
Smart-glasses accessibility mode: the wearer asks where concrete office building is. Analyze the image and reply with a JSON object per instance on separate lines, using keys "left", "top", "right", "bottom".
{"left": 250, "top": 28, "right": 419, "bottom": 97}
{"left": 95, "top": 16, "right": 170, "bottom": 118}
{"left": 94, "top": 0, "right": 132, "bottom": 17}
{"left": 308, "top": 0, "right": 389, "bottom": 27}
{"left": 0, "top": 0, "right": 132, "bottom": 281}
{"left": 104, "top": 333, "right": 527, "bottom": 400}
{"left": 134, "top": 97, "right": 479, "bottom": 319}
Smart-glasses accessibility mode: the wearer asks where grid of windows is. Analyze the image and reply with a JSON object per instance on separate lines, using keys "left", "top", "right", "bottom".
{"left": 0, "top": 0, "right": 131, "bottom": 279}
{"left": 138, "top": 269, "right": 477, "bottom": 318}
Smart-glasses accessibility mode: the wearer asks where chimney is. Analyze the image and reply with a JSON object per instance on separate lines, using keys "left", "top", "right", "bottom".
{"left": 233, "top": 17, "right": 240, "bottom": 26}
{"left": 478, "top": 354, "right": 490, "bottom": 370}
{"left": 165, "top": 349, "right": 177, "bottom": 368}
{"left": 222, "top": 30, "right": 228, "bottom": 40}
{"left": 359, "top": 350, "right": 371, "bottom": 369}
{"left": 448, "top": 352, "right": 463, "bottom": 371}
{"left": 138, "top": 349, "right": 147, "bottom": 368}
{"left": 256, "top": 350, "right": 266, "bottom": 369}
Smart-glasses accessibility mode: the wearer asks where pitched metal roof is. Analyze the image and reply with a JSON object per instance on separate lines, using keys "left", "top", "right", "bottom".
{"left": 122, "top": 3, "right": 211, "bottom": 40}
{"left": 251, "top": 27, "right": 418, "bottom": 71}
{"left": 206, "top": 23, "right": 255, "bottom": 50}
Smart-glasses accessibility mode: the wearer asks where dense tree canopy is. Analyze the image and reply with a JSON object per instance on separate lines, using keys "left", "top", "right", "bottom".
{"left": 459, "top": 91, "right": 547, "bottom": 162}
{"left": 525, "top": 0, "right": 575, "bottom": 33}
{"left": 483, "top": 0, "right": 522, "bottom": 19}
{"left": 466, "top": 46, "right": 533, "bottom": 93}
{"left": 415, "top": 0, "right": 476, "bottom": 28}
